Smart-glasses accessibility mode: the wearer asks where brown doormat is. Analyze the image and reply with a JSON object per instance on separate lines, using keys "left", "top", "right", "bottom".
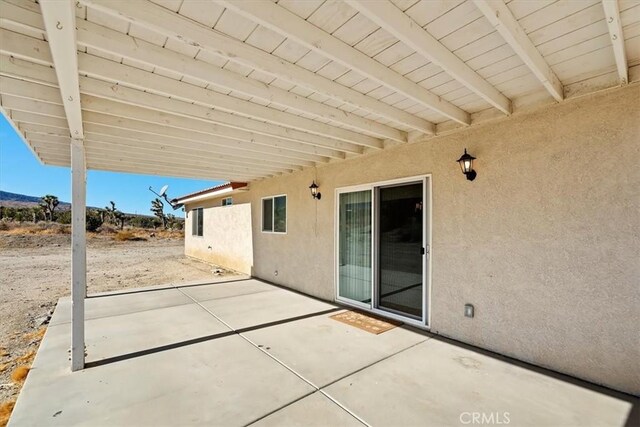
{"left": 330, "top": 310, "right": 402, "bottom": 334}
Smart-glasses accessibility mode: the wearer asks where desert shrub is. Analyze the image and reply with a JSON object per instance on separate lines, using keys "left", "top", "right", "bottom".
{"left": 56, "top": 210, "right": 72, "bottom": 224}
{"left": 128, "top": 216, "right": 156, "bottom": 229}
{"left": 4, "top": 222, "right": 67, "bottom": 235}
{"left": 154, "top": 229, "right": 184, "bottom": 239}
{"left": 114, "top": 230, "right": 146, "bottom": 241}
{"left": 37, "top": 223, "right": 70, "bottom": 235}
{"left": 0, "top": 221, "right": 9, "bottom": 231}
{"left": 85, "top": 210, "right": 103, "bottom": 232}
{"left": 0, "top": 400, "right": 16, "bottom": 427}
{"left": 97, "top": 224, "right": 117, "bottom": 234}
{"left": 12, "top": 209, "right": 30, "bottom": 222}
{"left": 10, "top": 366, "right": 29, "bottom": 383}
{"left": 50, "top": 224, "right": 70, "bottom": 235}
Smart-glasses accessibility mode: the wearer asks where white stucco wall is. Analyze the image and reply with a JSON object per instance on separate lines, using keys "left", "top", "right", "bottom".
{"left": 184, "top": 201, "right": 253, "bottom": 275}
{"left": 184, "top": 84, "right": 639, "bottom": 395}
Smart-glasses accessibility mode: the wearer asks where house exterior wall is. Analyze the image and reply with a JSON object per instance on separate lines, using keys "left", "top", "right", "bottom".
{"left": 184, "top": 200, "right": 253, "bottom": 275}
{"left": 184, "top": 84, "right": 639, "bottom": 395}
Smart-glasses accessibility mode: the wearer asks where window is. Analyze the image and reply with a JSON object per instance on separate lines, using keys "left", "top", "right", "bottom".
{"left": 222, "top": 197, "right": 233, "bottom": 206}
{"left": 262, "top": 195, "right": 286, "bottom": 233}
{"left": 191, "top": 208, "right": 203, "bottom": 237}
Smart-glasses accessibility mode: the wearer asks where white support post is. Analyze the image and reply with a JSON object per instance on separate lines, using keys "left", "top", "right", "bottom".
{"left": 70, "top": 138, "right": 86, "bottom": 371}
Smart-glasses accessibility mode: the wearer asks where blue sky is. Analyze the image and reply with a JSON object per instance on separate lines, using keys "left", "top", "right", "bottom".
{"left": 0, "top": 115, "right": 224, "bottom": 217}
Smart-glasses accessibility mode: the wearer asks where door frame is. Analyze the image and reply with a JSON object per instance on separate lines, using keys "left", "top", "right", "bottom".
{"left": 334, "top": 174, "right": 432, "bottom": 329}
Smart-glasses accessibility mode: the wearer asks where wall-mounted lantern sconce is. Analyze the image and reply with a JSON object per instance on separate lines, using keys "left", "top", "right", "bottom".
{"left": 309, "top": 181, "right": 321, "bottom": 200}
{"left": 457, "top": 148, "right": 477, "bottom": 181}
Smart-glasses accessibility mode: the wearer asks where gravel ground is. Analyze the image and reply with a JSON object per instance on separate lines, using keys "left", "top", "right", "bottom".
{"left": 0, "top": 233, "right": 223, "bottom": 406}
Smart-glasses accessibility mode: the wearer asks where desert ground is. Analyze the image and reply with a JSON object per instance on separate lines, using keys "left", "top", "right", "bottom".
{"left": 0, "top": 228, "right": 224, "bottom": 420}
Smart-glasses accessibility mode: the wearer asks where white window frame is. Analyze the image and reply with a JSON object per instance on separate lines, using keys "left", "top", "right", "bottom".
{"left": 191, "top": 207, "right": 204, "bottom": 237}
{"left": 222, "top": 197, "right": 233, "bottom": 206}
{"left": 261, "top": 194, "right": 287, "bottom": 234}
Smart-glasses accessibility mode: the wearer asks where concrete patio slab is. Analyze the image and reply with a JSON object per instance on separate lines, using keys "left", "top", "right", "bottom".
{"left": 31, "top": 303, "right": 231, "bottom": 373}
{"left": 252, "top": 392, "right": 364, "bottom": 427}
{"left": 324, "top": 338, "right": 635, "bottom": 426}
{"left": 49, "top": 287, "right": 193, "bottom": 326}
{"left": 243, "top": 312, "right": 428, "bottom": 387}
{"left": 199, "top": 287, "right": 337, "bottom": 330}
{"left": 85, "top": 302, "right": 231, "bottom": 362}
{"left": 178, "top": 278, "right": 279, "bottom": 303}
{"left": 11, "top": 327, "right": 314, "bottom": 426}
{"left": 10, "top": 278, "right": 637, "bottom": 426}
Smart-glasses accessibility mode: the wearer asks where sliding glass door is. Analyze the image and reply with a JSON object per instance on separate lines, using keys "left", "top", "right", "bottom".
{"left": 336, "top": 176, "right": 430, "bottom": 326}
{"left": 337, "top": 190, "right": 372, "bottom": 305}
{"left": 377, "top": 182, "right": 424, "bottom": 319}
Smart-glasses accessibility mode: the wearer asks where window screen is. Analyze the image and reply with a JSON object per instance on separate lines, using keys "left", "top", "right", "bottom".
{"left": 262, "top": 196, "right": 286, "bottom": 233}
{"left": 191, "top": 208, "right": 203, "bottom": 236}
{"left": 274, "top": 196, "right": 286, "bottom": 233}
{"left": 262, "top": 198, "right": 273, "bottom": 232}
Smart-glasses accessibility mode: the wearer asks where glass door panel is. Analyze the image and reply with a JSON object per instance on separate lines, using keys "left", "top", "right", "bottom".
{"left": 377, "top": 182, "right": 423, "bottom": 319}
{"left": 338, "top": 190, "right": 372, "bottom": 304}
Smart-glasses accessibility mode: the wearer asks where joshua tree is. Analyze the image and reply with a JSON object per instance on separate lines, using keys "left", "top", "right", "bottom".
{"left": 39, "top": 195, "right": 59, "bottom": 221}
{"left": 151, "top": 198, "right": 167, "bottom": 229}
{"left": 31, "top": 206, "right": 43, "bottom": 223}
{"left": 166, "top": 213, "right": 179, "bottom": 230}
{"left": 104, "top": 201, "right": 126, "bottom": 229}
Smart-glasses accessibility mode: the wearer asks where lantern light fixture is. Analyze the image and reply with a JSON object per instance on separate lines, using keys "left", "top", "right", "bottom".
{"left": 309, "top": 181, "right": 321, "bottom": 200}
{"left": 456, "top": 148, "right": 477, "bottom": 181}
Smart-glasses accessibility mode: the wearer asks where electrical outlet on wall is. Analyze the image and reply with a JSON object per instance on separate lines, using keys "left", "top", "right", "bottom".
{"left": 464, "top": 304, "right": 474, "bottom": 318}
{"left": 274, "top": 270, "right": 278, "bottom": 277}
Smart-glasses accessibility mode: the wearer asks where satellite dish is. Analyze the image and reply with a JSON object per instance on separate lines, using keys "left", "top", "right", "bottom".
{"left": 148, "top": 184, "right": 182, "bottom": 210}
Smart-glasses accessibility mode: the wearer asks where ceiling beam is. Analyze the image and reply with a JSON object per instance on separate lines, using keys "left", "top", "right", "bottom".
{"left": 473, "top": 0, "right": 564, "bottom": 102}
{"left": 0, "top": 0, "right": 395, "bottom": 144}
{"left": 26, "top": 133, "right": 298, "bottom": 173}
{"left": 0, "top": 54, "right": 362, "bottom": 155}
{"left": 84, "top": 121, "right": 327, "bottom": 164}
{"left": 30, "top": 142, "right": 282, "bottom": 178}
{"left": 217, "top": 0, "right": 470, "bottom": 125}
{"left": 0, "top": 104, "right": 43, "bottom": 163}
{"left": 9, "top": 109, "right": 68, "bottom": 128}
{"left": 38, "top": 0, "right": 84, "bottom": 137}
{"left": 17, "top": 118, "right": 326, "bottom": 166}
{"left": 35, "top": 150, "right": 260, "bottom": 182}
{"left": 347, "top": 0, "right": 511, "bottom": 115}
{"left": 0, "top": 2, "right": 382, "bottom": 149}
{"left": 78, "top": 135, "right": 310, "bottom": 169}
{"left": 601, "top": 0, "right": 629, "bottom": 85}
{"left": 31, "top": 148, "right": 271, "bottom": 180}
{"left": 10, "top": 114, "right": 294, "bottom": 174}
{"left": 81, "top": 85, "right": 360, "bottom": 155}
{"left": 24, "top": 131, "right": 315, "bottom": 169}
{"left": 23, "top": 135, "right": 279, "bottom": 179}
{"left": 74, "top": 21, "right": 402, "bottom": 143}
{"left": 0, "top": 49, "right": 345, "bottom": 160}
{"left": 80, "top": 111, "right": 339, "bottom": 160}
{"left": 77, "top": 0, "right": 435, "bottom": 134}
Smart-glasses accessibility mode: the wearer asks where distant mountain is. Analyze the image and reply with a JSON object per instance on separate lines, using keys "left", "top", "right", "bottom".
{"left": 0, "top": 191, "right": 173, "bottom": 220}
{"left": 0, "top": 191, "right": 72, "bottom": 210}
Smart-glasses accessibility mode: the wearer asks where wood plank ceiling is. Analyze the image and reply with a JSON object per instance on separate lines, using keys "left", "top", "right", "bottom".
{"left": 0, "top": 0, "right": 638, "bottom": 181}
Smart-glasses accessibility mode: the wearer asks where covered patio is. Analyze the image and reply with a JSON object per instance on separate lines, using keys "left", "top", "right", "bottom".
{"left": 8, "top": 277, "right": 637, "bottom": 426}
{"left": 1, "top": 0, "right": 639, "bottom": 420}
{"left": 1, "top": 0, "right": 638, "bottom": 374}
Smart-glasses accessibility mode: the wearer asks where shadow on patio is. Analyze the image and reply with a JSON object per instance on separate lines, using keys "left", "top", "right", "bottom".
{"left": 8, "top": 277, "right": 638, "bottom": 426}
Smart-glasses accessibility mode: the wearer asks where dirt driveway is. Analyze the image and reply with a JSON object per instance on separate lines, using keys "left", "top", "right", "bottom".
{"left": 0, "top": 233, "right": 219, "bottom": 405}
